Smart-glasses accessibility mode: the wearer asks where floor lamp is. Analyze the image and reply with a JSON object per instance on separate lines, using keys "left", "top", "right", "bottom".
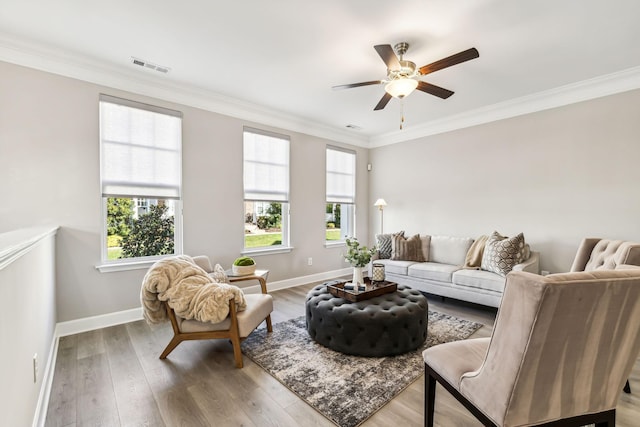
{"left": 374, "top": 198, "right": 387, "bottom": 234}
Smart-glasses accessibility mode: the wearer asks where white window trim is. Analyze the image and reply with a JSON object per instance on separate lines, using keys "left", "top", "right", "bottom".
{"left": 325, "top": 145, "right": 356, "bottom": 243}
{"left": 97, "top": 200, "right": 183, "bottom": 272}
{"left": 324, "top": 241, "right": 347, "bottom": 248}
{"left": 243, "top": 127, "right": 291, "bottom": 251}
{"left": 241, "top": 246, "right": 294, "bottom": 256}
{"left": 98, "top": 95, "right": 184, "bottom": 269}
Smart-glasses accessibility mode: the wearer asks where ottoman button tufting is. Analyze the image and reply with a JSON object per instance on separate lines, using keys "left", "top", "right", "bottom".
{"left": 305, "top": 281, "right": 428, "bottom": 357}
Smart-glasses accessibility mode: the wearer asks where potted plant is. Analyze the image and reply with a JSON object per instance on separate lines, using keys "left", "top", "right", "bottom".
{"left": 232, "top": 256, "right": 256, "bottom": 276}
{"left": 344, "top": 237, "right": 376, "bottom": 287}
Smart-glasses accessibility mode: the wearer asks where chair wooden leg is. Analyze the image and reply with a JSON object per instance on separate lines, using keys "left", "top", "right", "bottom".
{"left": 425, "top": 366, "right": 436, "bottom": 427}
{"left": 159, "top": 335, "right": 183, "bottom": 359}
{"left": 231, "top": 335, "right": 243, "bottom": 368}
{"left": 623, "top": 379, "right": 631, "bottom": 394}
{"left": 266, "top": 314, "right": 273, "bottom": 332}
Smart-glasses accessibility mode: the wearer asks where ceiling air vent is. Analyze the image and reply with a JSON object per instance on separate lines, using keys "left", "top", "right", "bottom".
{"left": 131, "top": 57, "right": 170, "bottom": 74}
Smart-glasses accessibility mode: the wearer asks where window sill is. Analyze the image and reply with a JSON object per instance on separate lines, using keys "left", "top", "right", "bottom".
{"left": 325, "top": 241, "right": 346, "bottom": 248}
{"left": 95, "top": 256, "right": 169, "bottom": 273}
{"left": 241, "top": 246, "right": 294, "bottom": 256}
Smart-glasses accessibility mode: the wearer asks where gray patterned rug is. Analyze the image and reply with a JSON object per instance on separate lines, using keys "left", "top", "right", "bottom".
{"left": 241, "top": 311, "right": 482, "bottom": 427}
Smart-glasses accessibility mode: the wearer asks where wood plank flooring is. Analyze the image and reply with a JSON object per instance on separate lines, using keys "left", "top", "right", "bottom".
{"left": 45, "top": 281, "right": 640, "bottom": 427}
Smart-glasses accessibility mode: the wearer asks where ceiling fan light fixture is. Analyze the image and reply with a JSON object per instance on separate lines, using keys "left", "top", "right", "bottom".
{"left": 385, "top": 78, "right": 418, "bottom": 98}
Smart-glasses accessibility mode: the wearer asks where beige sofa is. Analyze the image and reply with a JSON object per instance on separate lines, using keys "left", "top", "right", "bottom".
{"left": 371, "top": 235, "right": 539, "bottom": 308}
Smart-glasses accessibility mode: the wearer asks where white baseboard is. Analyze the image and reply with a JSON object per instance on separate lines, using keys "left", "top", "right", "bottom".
{"left": 55, "top": 307, "right": 144, "bottom": 337}
{"left": 35, "top": 267, "right": 350, "bottom": 426}
{"left": 55, "top": 267, "right": 350, "bottom": 336}
{"left": 32, "top": 331, "right": 59, "bottom": 427}
{"left": 267, "top": 267, "right": 351, "bottom": 291}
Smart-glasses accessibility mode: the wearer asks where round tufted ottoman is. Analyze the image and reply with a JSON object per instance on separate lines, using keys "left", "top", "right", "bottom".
{"left": 305, "top": 282, "right": 428, "bottom": 356}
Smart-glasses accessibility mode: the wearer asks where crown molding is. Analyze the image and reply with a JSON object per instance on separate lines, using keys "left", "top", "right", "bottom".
{"left": 369, "top": 65, "right": 640, "bottom": 147}
{"left": 2, "top": 33, "right": 639, "bottom": 149}
{"left": 0, "top": 33, "right": 369, "bottom": 148}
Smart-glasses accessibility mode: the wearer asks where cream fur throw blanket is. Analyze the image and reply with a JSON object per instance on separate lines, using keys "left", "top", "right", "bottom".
{"left": 141, "top": 255, "right": 247, "bottom": 324}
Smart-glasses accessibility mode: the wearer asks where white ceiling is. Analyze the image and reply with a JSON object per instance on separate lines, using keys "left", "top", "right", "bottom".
{"left": 2, "top": 0, "right": 640, "bottom": 145}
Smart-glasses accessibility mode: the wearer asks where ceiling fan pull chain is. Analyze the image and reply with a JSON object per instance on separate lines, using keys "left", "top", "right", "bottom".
{"left": 400, "top": 100, "right": 405, "bottom": 130}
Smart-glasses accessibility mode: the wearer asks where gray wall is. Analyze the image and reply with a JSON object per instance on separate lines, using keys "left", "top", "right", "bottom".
{"left": 4, "top": 57, "right": 640, "bottom": 322}
{"left": 0, "top": 229, "right": 57, "bottom": 427}
{"left": 369, "top": 88, "right": 640, "bottom": 273}
{"left": 0, "top": 60, "right": 369, "bottom": 322}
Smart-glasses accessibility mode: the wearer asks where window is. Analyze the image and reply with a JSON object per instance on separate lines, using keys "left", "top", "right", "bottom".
{"left": 243, "top": 128, "right": 290, "bottom": 251}
{"left": 326, "top": 146, "right": 356, "bottom": 242}
{"left": 99, "top": 95, "right": 183, "bottom": 264}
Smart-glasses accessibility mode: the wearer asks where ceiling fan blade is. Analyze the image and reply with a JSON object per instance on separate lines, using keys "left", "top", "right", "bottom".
{"left": 374, "top": 44, "right": 401, "bottom": 71}
{"left": 332, "top": 80, "right": 384, "bottom": 90}
{"left": 418, "top": 47, "right": 479, "bottom": 76}
{"left": 374, "top": 93, "right": 393, "bottom": 110}
{"left": 416, "top": 81, "right": 454, "bottom": 99}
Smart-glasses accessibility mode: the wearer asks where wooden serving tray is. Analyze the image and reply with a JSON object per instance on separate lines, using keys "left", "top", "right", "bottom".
{"left": 327, "top": 278, "right": 397, "bottom": 302}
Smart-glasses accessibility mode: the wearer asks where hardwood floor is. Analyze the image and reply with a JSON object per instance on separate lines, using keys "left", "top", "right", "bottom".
{"left": 45, "top": 281, "right": 640, "bottom": 427}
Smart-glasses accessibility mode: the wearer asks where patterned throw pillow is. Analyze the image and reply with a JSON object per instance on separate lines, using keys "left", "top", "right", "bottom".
{"left": 391, "top": 234, "right": 426, "bottom": 262}
{"left": 481, "top": 231, "right": 525, "bottom": 277}
{"left": 376, "top": 231, "right": 404, "bottom": 259}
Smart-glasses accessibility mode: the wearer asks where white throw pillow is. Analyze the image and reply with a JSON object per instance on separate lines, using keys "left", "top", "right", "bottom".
{"left": 429, "top": 236, "right": 474, "bottom": 265}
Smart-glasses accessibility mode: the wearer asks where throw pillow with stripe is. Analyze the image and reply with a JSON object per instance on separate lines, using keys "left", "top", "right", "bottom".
{"left": 391, "top": 234, "right": 426, "bottom": 262}
{"left": 376, "top": 231, "right": 404, "bottom": 259}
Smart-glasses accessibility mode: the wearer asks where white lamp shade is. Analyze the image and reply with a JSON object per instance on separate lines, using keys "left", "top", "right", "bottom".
{"left": 385, "top": 78, "right": 418, "bottom": 98}
{"left": 374, "top": 198, "right": 387, "bottom": 208}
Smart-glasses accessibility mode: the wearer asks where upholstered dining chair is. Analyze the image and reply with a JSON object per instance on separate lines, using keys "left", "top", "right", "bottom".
{"left": 423, "top": 269, "right": 640, "bottom": 427}
{"left": 158, "top": 255, "right": 273, "bottom": 368}
{"left": 570, "top": 237, "right": 640, "bottom": 394}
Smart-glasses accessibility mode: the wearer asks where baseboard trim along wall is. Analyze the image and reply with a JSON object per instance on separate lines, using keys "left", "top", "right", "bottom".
{"left": 55, "top": 266, "right": 350, "bottom": 337}
{"left": 35, "top": 267, "right": 350, "bottom": 426}
{"left": 33, "top": 334, "right": 60, "bottom": 427}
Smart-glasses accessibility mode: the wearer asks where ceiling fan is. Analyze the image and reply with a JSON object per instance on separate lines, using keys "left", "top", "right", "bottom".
{"left": 332, "top": 42, "right": 479, "bottom": 111}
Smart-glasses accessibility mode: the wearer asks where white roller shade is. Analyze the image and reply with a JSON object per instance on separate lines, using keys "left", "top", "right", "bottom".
{"left": 326, "top": 147, "right": 355, "bottom": 204}
{"left": 100, "top": 95, "right": 182, "bottom": 199}
{"left": 243, "top": 128, "right": 290, "bottom": 202}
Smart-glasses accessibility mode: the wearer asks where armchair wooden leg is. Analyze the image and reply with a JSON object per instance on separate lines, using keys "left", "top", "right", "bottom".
{"left": 231, "top": 335, "right": 243, "bottom": 368}
{"left": 159, "top": 335, "right": 183, "bottom": 359}
{"left": 266, "top": 314, "right": 273, "bottom": 332}
{"left": 425, "top": 366, "right": 436, "bottom": 427}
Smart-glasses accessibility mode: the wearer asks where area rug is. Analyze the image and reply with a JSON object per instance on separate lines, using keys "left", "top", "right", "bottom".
{"left": 241, "top": 311, "right": 482, "bottom": 427}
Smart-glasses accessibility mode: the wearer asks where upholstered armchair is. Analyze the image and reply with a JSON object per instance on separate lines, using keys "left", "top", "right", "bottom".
{"left": 570, "top": 237, "right": 640, "bottom": 394}
{"left": 142, "top": 255, "right": 273, "bottom": 368}
{"left": 423, "top": 269, "right": 640, "bottom": 426}
{"left": 570, "top": 237, "right": 640, "bottom": 273}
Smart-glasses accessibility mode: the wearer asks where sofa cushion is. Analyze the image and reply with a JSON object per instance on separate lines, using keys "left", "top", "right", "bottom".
{"left": 429, "top": 236, "right": 474, "bottom": 266}
{"left": 408, "top": 262, "right": 461, "bottom": 283}
{"left": 376, "top": 231, "right": 404, "bottom": 259}
{"left": 481, "top": 231, "right": 525, "bottom": 277}
{"left": 391, "top": 234, "right": 426, "bottom": 262}
{"left": 452, "top": 269, "right": 506, "bottom": 293}
{"left": 372, "top": 259, "right": 417, "bottom": 275}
